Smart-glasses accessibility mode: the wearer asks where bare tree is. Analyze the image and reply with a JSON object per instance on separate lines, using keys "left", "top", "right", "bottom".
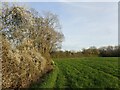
{"left": 1, "top": 3, "right": 64, "bottom": 58}
{"left": 31, "top": 12, "right": 64, "bottom": 56}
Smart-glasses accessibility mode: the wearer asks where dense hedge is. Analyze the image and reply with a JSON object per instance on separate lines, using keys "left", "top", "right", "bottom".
{"left": 2, "top": 36, "right": 53, "bottom": 88}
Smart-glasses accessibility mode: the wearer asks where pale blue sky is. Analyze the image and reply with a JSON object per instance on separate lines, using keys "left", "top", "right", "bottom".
{"left": 20, "top": 2, "right": 118, "bottom": 51}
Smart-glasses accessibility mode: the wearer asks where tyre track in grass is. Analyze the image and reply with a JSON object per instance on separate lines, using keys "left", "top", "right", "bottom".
{"left": 54, "top": 62, "right": 69, "bottom": 88}
{"left": 55, "top": 61, "right": 76, "bottom": 88}
{"left": 56, "top": 60, "right": 98, "bottom": 88}
{"left": 54, "top": 58, "right": 119, "bottom": 88}
{"left": 38, "top": 65, "right": 59, "bottom": 88}
{"left": 55, "top": 62, "right": 88, "bottom": 88}
{"left": 58, "top": 61, "right": 108, "bottom": 88}
{"left": 65, "top": 60, "right": 119, "bottom": 88}
{"left": 67, "top": 60, "right": 119, "bottom": 80}
{"left": 30, "top": 58, "right": 119, "bottom": 88}
{"left": 70, "top": 59, "right": 119, "bottom": 78}
{"left": 75, "top": 59, "right": 119, "bottom": 78}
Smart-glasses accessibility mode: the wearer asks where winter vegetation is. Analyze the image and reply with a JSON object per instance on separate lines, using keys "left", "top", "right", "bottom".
{"left": 0, "top": 2, "right": 119, "bottom": 89}
{"left": 1, "top": 3, "right": 64, "bottom": 88}
{"left": 51, "top": 46, "right": 120, "bottom": 58}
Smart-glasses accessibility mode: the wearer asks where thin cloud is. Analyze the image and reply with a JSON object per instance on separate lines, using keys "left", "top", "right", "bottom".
{"left": 59, "top": 2, "right": 118, "bottom": 50}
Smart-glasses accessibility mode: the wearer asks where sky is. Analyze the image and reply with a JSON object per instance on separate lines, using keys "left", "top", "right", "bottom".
{"left": 1, "top": 0, "right": 120, "bottom": 2}
{"left": 8, "top": 2, "right": 118, "bottom": 51}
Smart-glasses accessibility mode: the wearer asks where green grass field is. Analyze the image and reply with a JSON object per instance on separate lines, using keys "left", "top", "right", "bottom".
{"left": 31, "top": 57, "right": 119, "bottom": 88}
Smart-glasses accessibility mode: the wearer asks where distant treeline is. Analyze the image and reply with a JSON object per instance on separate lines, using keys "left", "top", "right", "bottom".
{"left": 50, "top": 46, "right": 120, "bottom": 58}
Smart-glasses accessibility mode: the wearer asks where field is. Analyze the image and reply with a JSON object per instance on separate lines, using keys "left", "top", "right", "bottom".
{"left": 31, "top": 57, "right": 119, "bottom": 88}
